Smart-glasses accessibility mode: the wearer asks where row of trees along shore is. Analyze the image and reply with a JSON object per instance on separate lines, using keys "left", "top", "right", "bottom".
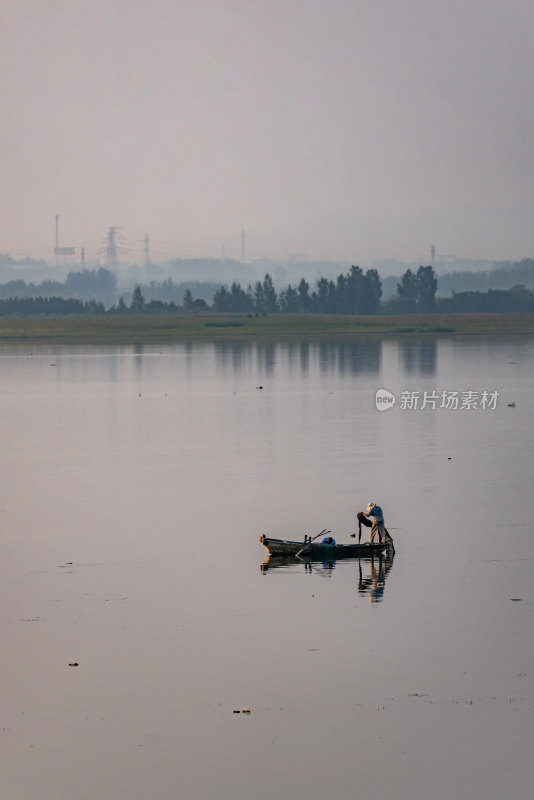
{"left": 1, "top": 263, "right": 534, "bottom": 315}
{"left": 212, "top": 266, "right": 383, "bottom": 313}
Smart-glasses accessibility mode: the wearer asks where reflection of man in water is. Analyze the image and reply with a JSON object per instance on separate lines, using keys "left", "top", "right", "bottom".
{"left": 362, "top": 502, "right": 385, "bottom": 543}
{"left": 369, "top": 558, "right": 385, "bottom": 603}
{"left": 358, "top": 555, "right": 391, "bottom": 603}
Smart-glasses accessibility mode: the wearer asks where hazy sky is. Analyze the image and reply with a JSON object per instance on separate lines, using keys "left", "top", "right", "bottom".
{"left": 2, "top": 0, "right": 533, "bottom": 263}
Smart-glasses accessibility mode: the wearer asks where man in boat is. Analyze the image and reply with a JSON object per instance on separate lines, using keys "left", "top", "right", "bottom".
{"left": 322, "top": 535, "right": 336, "bottom": 545}
{"left": 359, "top": 502, "right": 385, "bottom": 543}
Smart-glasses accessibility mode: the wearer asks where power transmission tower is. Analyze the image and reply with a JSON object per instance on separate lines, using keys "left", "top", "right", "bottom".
{"left": 142, "top": 234, "right": 151, "bottom": 268}
{"left": 105, "top": 227, "right": 120, "bottom": 268}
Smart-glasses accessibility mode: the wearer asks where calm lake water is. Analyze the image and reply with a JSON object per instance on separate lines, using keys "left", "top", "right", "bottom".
{"left": 1, "top": 336, "right": 533, "bottom": 800}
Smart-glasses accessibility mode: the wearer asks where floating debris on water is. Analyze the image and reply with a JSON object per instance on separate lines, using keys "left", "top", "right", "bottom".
{"left": 242, "top": 708, "right": 251, "bottom": 714}
{"left": 68, "top": 662, "right": 79, "bottom": 667}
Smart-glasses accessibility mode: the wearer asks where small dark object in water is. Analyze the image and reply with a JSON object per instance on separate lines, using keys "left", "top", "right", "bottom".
{"left": 69, "top": 662, "right": 79, "bottom": 667}
{"left": 233, "top": 709, "right": 241, "bottom": 714}
{"left": 508, "top": 402, "right": 516, "bottom": 407}
{"left": 511, "top": 598, "right": 523, "bottom": 602}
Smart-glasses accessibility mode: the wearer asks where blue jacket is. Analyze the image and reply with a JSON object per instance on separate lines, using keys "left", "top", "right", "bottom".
{"left": 368, "top": 505, "right": 384, "bottom": 523}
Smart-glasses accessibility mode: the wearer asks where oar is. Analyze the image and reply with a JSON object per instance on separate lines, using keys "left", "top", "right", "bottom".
{"left": 295, "top": 529, "right": 330, "bottom": 559}
{"left": 295, "top": 529, "right": 329, "bottom": 559}
{"left": 358, "top": 516, "right": 362, "bottom": 544}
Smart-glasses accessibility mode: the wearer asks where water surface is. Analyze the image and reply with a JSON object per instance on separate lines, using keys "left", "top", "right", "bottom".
{"left": 1, "top": 336, "right": 532, "bottom": 800}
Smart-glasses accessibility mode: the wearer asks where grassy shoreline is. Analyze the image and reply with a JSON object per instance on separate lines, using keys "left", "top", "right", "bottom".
{"left": 1, "top": 311, "right": 534, "bottom": 345}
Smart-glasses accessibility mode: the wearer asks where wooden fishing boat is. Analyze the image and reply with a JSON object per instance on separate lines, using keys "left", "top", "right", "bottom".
{"left": 260, "top": 533, "right": 390, "bottom": 559}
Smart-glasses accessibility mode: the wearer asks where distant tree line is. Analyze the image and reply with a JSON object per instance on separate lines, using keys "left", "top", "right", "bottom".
{"left": 0, "top": 297, "right": 105, "bottom": 315}
{"left": 0, "top": 252, "right": 49, "bottom": 274}
{"left": 384, "top": 266, "right": 438, "bottom": 313}
{"left": 385, "top": 265, "right": 534, "bottom": 313}
{"left": 1, "top": 262, "right": 534, "bottom": 316}
{"left": 133, "top": 278, "right": 220, "bottom": 305}
{"left": 212, "top": 266, "right": 383, "bottom": 314}
{"left": 437, "top": 258, "right": 534, "bottom": 295}
{"left": 0, "top": 272, "right": 220, "bottom": 308}
{"left": 0, "top": 268, "right": 117, "bottom": 303}
{"left": 437, "top": 285, "right": 534, "bottom": 313}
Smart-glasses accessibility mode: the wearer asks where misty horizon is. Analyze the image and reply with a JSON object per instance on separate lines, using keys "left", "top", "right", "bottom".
{"left": 2, "top": 1, "right": 533, "bottom": 263}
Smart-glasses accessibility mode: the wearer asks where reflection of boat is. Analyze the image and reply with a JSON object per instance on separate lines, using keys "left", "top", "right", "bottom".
{"left": 260, "top": 550, "right": 395, "bottom": 602}
{"left": 261, "top": 555, "right": 331, "bottom": 572}
{"left": 260, "top": 534, "right": 390, "bottom": 559}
